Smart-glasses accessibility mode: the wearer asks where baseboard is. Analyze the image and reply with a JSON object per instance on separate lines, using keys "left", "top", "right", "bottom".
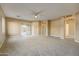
{"left": 49, "top": 35, "right": 64, "bottom": 39}
{"left": 0, "top": 43, "right": 3, "bottom": 48}
{"left": 75, "top": 40, "right": 79, "bottom": 43}
{"left": 0, "top": 37, "right": 7, "bottom": 50}
{"left": 0, "top": 40, "right": 4, "bottom": 49}
{"left": 0, "top": 53, "right": 8, "bottom": 56}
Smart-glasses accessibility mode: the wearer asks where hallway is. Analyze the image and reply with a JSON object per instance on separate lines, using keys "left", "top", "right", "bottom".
{"left": 5, "top": 36, "right": 79, "bottom": 56}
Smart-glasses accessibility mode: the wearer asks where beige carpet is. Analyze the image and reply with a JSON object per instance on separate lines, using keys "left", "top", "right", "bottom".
{"left": 3, "top": 36, "right": 79, "bottom": 56}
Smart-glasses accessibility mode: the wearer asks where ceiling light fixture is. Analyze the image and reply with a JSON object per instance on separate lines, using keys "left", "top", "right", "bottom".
{"left": 35, "top": 15, "right": 37, "bottom": 18}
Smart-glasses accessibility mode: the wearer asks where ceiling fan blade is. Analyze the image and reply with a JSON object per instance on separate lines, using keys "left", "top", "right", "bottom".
{"left": 28, "top": 8, "right": 36, "bottom": 15}
{"left": 36, "top": 10, "right": 44, "bottom": 15}
{"left": 28, "top": 8, "right": 44, "bottom": 16}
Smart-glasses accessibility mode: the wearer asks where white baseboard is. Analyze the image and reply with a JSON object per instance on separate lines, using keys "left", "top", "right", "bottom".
{"left": 0, "top": 40, "right": 4, "bottom": 48}
{"left": 49, "top": 35, "right": 64, "bottom": 39}
{"left": 75, "top": 40, "right": 79, "bottom": 43}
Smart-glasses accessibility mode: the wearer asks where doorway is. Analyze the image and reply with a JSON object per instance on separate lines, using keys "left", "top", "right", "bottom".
{"left": 20, "top": 24, "right": 31, "bottom": 37}
{"left": 64, "top": 16, "right": 75, "bottom": 39}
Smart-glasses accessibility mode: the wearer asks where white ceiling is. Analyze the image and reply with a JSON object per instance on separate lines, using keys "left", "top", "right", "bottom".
{"left": 1, "top": 3, "right": 79, "bottom": 21}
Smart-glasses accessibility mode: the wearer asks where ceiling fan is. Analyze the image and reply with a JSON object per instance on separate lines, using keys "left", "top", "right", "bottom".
{"left": 29, "top": 9, "right": 44, "bottom": 19}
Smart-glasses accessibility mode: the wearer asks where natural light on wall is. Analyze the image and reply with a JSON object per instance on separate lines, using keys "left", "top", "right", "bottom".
{"left": 66, "top": 23, "right": 69, "bottom": 36}
{"left": 2, "top": 16, "right": 5, "bottom": 34}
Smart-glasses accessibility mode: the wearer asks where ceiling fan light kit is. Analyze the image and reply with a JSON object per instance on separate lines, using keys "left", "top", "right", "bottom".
{"left": 35, "top": 15, "right": 38, "bottom": 18}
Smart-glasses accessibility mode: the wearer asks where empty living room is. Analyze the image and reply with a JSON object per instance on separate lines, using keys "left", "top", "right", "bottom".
{"left": 0, "top": 3, "right": 79, "bottom": 56}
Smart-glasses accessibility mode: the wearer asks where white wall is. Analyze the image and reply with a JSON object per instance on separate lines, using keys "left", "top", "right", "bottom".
{"left": 50, "top": 18, "right": 64, "bottom": 39}
{"left": 64, "top": 17, "right": 75, "bottom": 39}
{"left": 75, "top": 14, "right": 79, "bottom": 42}
{"left": 40, "top": 21, "right": 48, "bottom": 36}
{"left": 7, "top": 21, "right": 19, "bottom": 36}
{"left": 6, "top": 18, "right": 32, "bottom": 36}
{"left": 0, "top": 16, "right": 2, "bottom": 47}
{"left": 32, "top": 22, "right": 39, "bottom": 36}
{"left": 0, "top": 6, "right": 6, "bottom": 48}
{"left": 7, "top": 20, "right": 48, "bottom": 36}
